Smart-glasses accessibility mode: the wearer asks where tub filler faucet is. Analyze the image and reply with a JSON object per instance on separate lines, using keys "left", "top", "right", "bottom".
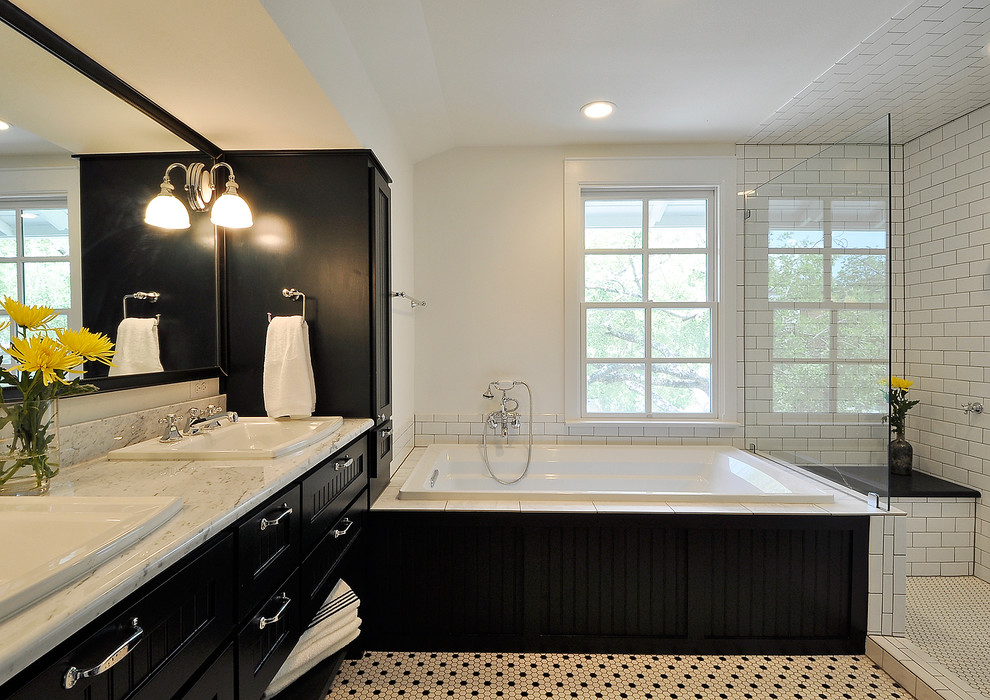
{"left": 483, "top": 381, "right": 522, "bottom": 438}
{"left": 481, "top": 380, "right": 534, "bottom": 485}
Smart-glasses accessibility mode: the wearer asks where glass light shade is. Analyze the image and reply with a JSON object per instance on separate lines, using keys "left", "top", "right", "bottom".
{"left": 210, "top": 193, "right": 253, "bottom": 228}
{"left": 144, "top": 193, "right": 190, "bottom": 229}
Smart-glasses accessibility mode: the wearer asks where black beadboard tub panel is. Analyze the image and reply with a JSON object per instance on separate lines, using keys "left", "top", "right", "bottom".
{"left": 365, "top": 512, "right": 869, "bottom": 655}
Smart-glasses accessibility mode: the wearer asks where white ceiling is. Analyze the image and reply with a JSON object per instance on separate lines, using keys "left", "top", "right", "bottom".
{"left": 5, "top": 0, "right": 990, "bottom": 161}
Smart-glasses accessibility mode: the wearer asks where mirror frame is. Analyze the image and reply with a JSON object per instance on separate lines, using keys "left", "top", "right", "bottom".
{"left": 0, "top": 0, "right": 226, "bottom": 393}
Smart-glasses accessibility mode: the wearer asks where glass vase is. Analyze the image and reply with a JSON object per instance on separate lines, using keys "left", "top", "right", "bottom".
{"left": 0, "top": 398, "right": 58, "bottom": 496}
{"left": 889, "top": 432, "right": 913, "bottom": 476}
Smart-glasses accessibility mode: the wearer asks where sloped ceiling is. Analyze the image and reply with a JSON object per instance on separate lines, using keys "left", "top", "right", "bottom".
{"left": 5, "top": 0, "right": 990, "bottom": 160}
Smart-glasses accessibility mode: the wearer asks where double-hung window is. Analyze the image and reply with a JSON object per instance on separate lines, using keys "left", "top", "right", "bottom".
{"left": 767, "top": 196, "right": 887, "bottom": 414}
{"left": 582, "top": 190, "right": 716, "bottom": 417}
{"left": 564, "top": 157, "right": 737, "bottom": 423}
{"left": 0, "top": 196, "right": 74, "bottom": 353}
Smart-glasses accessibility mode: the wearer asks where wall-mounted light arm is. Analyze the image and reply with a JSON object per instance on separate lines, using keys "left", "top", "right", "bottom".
{"left": 144, "top": 161, "right": 252, "bottom": 230}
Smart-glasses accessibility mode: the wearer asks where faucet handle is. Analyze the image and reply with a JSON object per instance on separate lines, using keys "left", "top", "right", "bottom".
{"left": 158, "top": 414, "right": 182, "bottom": 442}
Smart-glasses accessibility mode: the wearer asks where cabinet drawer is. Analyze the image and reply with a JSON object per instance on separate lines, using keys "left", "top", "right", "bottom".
{"left": 301, "top": 437, "right": 367, "bottom": 550}
{"left": 237, "top": 571, "right": 301, "bottom": 700}
{"left": 238, "top": 485, "right": 302, "bottom": 618}
{"left": 7, "top": 535, "right": 234, "bottom": 700}
{"left": 301, "top": 489, "right": 367, "bottom": 621}
{"left": 177, "top": 644, "right": 234, "bottom": 700}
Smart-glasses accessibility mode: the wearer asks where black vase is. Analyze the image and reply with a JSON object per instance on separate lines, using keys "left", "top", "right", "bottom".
{"left": 889, "top": 434, "right": 913, "bottom": 475}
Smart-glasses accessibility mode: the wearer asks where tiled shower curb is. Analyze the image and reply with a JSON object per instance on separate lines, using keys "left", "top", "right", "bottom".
{"left": 867, "top": 634, "right": 988, "bottom": 700}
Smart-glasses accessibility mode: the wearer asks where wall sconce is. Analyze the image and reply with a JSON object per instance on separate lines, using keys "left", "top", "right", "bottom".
{"left": 144, "top": 162, "right": 253, "bottom": 230}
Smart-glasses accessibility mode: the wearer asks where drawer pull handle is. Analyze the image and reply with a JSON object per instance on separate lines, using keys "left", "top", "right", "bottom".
{"left": 260, "top": 504, "right": 293, "bottom": 531}
{"left": 334, "top": 457, "right": 354, "bottom": 471}
{"left": 380, "top": 428, "right": 393, "bottom": 438}
{"left": 63, "top": 618, "right": 143, "bottom": 689}
{"left": 332, "top": 518, "right": 355, "bottom": 539}
{"left": 258, "top": 593, "right": 291, "bottom": 630}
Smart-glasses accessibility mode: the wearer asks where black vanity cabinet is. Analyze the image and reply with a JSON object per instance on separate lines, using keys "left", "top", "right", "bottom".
{"left": 2, "top": 433, "right": 369, "bottom": 700}
{"left": 223, "top": 150, "right": 393, "bottom": 502}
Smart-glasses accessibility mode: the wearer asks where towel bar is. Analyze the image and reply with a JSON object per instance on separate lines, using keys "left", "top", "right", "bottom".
{"left": 123, "top": 291, "right": 160, "bottom": 320}
{"left": 391, "top": 291, "right": 426, "bottom": 308}
{"left": 267, "top": 288, "right": 307, "bottom": 323}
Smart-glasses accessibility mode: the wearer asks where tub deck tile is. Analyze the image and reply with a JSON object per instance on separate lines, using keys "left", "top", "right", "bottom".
{"left": 668, "top": 503, "right": 753, "bottom": 514}
{"left": 743, "top": 503, "right": 832, "bottom": 514}
{"left": 519, "top": 501, "right": 598, "bottom": 513}
{"left": 593, "top": 501, "right": 676, "bottom": 513}
{"left": 445, "top": 500, "right": 521, "bottom": 511}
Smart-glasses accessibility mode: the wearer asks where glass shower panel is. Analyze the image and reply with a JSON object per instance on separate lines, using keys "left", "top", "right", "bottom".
{"left": 743, "top": 115, "right": 891, "bottom": 505}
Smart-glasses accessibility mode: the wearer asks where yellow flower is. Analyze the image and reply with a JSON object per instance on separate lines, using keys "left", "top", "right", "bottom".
{"left": 6, "top": 335, "right": 81, "bottom": 385}
{"left": 1, "top": 297, "right": 58, "bottom": 330}
{"left": 56, "top": 328, "right": 115, "bottom": 366}
{"left": 891, "top": 376, "right": 913, "bottom": 391}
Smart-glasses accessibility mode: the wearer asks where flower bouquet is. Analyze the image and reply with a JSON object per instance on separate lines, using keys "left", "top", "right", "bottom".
{"left": 886, "top": 376, "right": 919, "bottom": 476}
{"left": 0, "top": 298, "right": 114, "bottom": 494}
{"left": 886, "top": 375, "right": 919, "bottom": 439}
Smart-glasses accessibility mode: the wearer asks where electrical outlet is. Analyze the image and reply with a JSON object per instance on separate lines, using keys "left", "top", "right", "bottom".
{"left": 190, "top": 380, "right": 211, "bottom": 398}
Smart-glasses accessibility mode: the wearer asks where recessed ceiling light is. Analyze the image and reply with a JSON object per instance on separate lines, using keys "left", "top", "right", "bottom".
{"left": 581, "top": 101, "right": 615, "bottom": 119}
{"left": 0, "top": 120, "right": 10, "bottom": 130}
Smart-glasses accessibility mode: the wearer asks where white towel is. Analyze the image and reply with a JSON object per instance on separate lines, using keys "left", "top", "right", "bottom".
{"left": 263, "top": 316, "right": 316, "bottom": 418}
{"left": 108, "top": 318, "right": 163, "bottom": 376}
{"left": 264, "top": 580, "right": 361, "bottom": 697}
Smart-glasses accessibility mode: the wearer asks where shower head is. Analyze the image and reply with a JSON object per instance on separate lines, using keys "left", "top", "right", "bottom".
{"left": 482, "top": 385, "right": 495, "bottom": 399}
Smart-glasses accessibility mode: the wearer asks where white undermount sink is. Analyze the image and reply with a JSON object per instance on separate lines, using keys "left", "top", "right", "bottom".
{"left": 0, "top": 496, "right": 182, "bottom": 622}
{"left": 107, "top": 416, "right": 344, "bottom": 461}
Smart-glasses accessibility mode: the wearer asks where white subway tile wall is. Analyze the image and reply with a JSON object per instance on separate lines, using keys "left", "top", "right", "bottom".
{"left": 870, "top": 514, "right": 908, "bottom": 637}
{"left": 390, "top": 417, "right": 415, "bottom": 478}
{"left": 902, "top": 102, "right": 990, "bottom": 582}
{"left": 414, "top": 413, "right": 745, "bottom": 447}
{"left": 892, "top": 497, "right": 977, "bottom": 577}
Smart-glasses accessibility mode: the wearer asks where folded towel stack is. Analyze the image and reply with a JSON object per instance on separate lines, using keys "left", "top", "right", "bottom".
{"left": 263, "top": 316, "right": 316, "bottom": 418}
{"left": 108, "top": 317, "right": 163, "bottom": 376}
{"left": 264, "top": 579, "right": 361, "bottom": 697}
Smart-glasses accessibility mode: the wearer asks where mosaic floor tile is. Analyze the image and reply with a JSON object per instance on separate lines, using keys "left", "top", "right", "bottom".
{"left": 906, "top": 575, "right": 990, "bottom": 697}
{"left": 327, "top": 652, "right": 907, "bottom": 699}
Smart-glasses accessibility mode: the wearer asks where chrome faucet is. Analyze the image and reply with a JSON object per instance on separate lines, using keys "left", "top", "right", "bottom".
{"left": 182, "top": 405, "right": 239, "bottom": 436}
{"left": 483, "top": 381, "right": 522, "bottom": 438}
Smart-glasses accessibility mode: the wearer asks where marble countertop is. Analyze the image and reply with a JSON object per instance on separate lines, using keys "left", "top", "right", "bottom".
{"left": 0, "top": 417, "right": 373, "bottom": 688}
{"left": 375, "top": 447, "right": 899, "bottom": 516}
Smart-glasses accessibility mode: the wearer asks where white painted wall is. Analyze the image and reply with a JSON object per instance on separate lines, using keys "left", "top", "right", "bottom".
{"left": 414, "top": 144, "right": 735, "bottom": 417}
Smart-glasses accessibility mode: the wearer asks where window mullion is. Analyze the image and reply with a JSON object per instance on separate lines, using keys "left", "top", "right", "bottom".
{"left": 642, "top": 197, "right": 652, "bottom": 416}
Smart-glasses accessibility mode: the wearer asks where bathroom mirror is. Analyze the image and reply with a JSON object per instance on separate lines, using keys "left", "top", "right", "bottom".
{"left": 0, "top": 5, "right": 222, "bottom": 388}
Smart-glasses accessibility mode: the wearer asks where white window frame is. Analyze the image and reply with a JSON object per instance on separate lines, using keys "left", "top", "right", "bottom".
{"left": 564, "top": 157, "right": 738, "bottom": 425}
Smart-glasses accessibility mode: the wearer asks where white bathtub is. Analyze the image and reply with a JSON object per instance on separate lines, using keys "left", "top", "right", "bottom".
{"left": 399, "top": 444, "right": 836, "bottom": 503}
